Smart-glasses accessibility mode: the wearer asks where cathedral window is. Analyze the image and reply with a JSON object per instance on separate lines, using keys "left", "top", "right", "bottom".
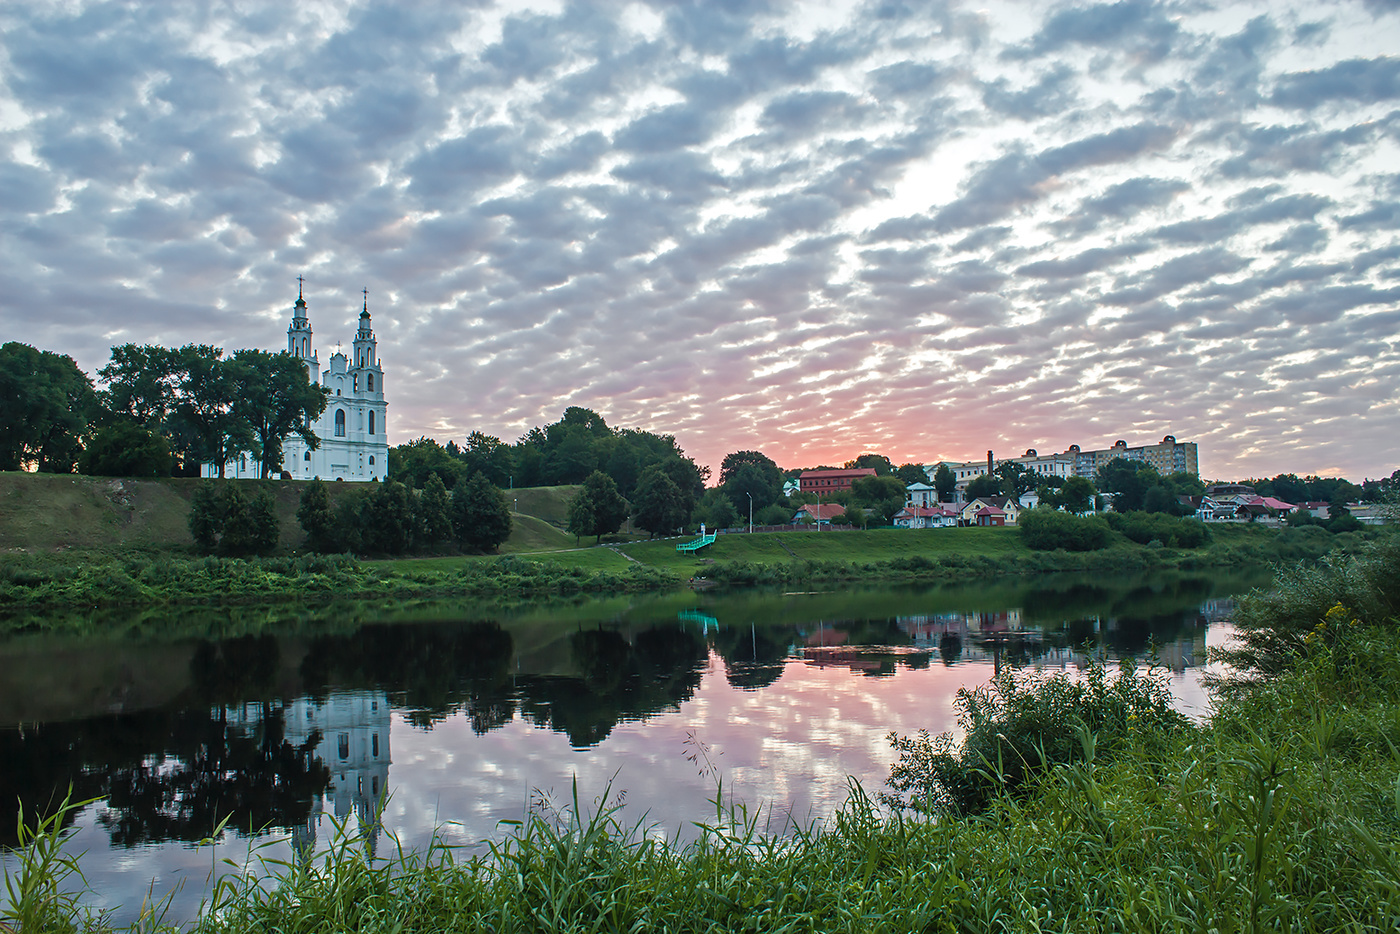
{"left": 369, "top": 456, "right": 375, "bottom": 465}
{"left": 335, "top": 409, "right": 346, "bottom": 437}
{"left": 367, "top": 373, "right": 374, "bottom": 392}
{"left": 338, "top": 733, "right": 350, "bottom": 760}
{"left": 304, "top": 451, "right": 311, "bottom": 461}
{"left": 369, "top": 411, "right": 376, "bottom": 435}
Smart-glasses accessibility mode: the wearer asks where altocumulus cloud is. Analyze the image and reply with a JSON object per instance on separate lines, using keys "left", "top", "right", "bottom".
{"left": 1, "top": 0, "right": 1399, "bottom": 480}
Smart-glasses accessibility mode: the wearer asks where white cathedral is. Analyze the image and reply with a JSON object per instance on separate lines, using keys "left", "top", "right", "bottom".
{"left": 205, "top": 285, "right": 389, "bottom": 482}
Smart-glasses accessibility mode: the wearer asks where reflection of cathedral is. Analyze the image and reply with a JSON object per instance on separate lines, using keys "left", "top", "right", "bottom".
{"left": 283, "top": 691, "right": 392, "bottom": 853}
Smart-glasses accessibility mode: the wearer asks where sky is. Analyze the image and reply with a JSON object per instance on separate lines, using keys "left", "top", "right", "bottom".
{"left": 2, "top": 0, "right": 1399, "bottom": 483}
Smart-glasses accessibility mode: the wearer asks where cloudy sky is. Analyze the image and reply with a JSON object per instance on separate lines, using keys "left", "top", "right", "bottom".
{"left": 3, "top": 0, "right": 1399, "bottom": 481}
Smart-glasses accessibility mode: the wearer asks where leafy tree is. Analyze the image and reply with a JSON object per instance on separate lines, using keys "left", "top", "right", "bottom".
{"left": 1057, "top": 476, "right": 1096, "bottom": 515}
{"left": 457, "top": 431, "right": 513, "bottom": 488}
{"left": 842, "top": 504, "right": 868, "bottom": 528}
{"left": 844, "top": 453, "right": 894, "bottom": 476}
{"left": 965, "top": 472, "right": 1000, "bottom": 500}
{"left": 416, "top": 472, "right": 455, "bottom": 551}
{"left": 932, "top": 463, "right": 956, "bottom": 502}
{"left": 1095, "top": 458, "right": 1160, "bottom": 513}
{"left": 228, "top": 349, "right": 327, "bottom": 478}
{"left": 718, "top": 450, "right": 782, "bottom": 488}
{"left": 0, "top": 342, "right": 97, "bottom": 472}
{"left": 755, "top": 503, "right": 792, "bottom": 526}
{"left": 390, "top": 437, "right": 463, "bottom": 489}
{"left": 189, "top": 482, "right": 222, "bottom": 551}
{"left": 994, "top": 462, "right": 1037, "bottom": 506}
{"left": 851, "top": 475, "right": 908, "bottom": 526}
{"left": 98, "top": 343, "right": 180, "bottom": 427}
{"left": 296, "top": 478, "right": 339, "bottom": 553}
{"left": 694, "top": 488, "right": 738, "bottom": 530}
{"left": 722, "top": 461, "right": 784, "bottom": 514}
{"left": 1143, "top": 484, "right": 1185, "bottom": 516}
{"left": 567, "top": 471, "right": 627, "bottom": 543}
{"left": 79, "top": 421, "right": 171, "bottom": 477}
{"left": 170, "top": 345, "right": 246, "bottom": 477}
{"left": 895, "top": 463, "right": 928, "bottom": 485}
{"left": 190, "top": 483, "right": 280, "bottom": 556}
{"left": 631, "top": 466, "right": 688, "bottom": 537}
{"left": 453, "top": 472, "right": 513, "bottom": 553}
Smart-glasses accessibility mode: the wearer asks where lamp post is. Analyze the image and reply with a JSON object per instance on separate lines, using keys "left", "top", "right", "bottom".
{"left": 747, "top": 492, "right": 753, "bottom": 534}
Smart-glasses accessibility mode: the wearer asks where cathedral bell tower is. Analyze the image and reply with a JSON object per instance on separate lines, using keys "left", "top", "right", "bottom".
{"left": 352, "top": 288, "right": 377, "bottom": 369}
{"left": 287, "top": 276, "right": 317, "bottom": 373}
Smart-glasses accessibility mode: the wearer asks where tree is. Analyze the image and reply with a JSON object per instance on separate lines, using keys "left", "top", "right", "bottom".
{"left": 362, "top": 481, "right": 415, "bottom": 554}
{"left": 631, "top": 466, "right": 688, "bottom": 537}
{"left": 189, "top": 482, "right": 222, "bottom": 551}
{"left": 416, "top": 472, "right": 455, "bottom": 551}
{"left": 457, "top": 431, "right": 513, "bottom": 488}
{"left": 228, "top": 349, "right": 328, "bottom": 478}
{"left": 1057, "top": 476, "right": 1096, "bottom": 515}
{"left": 189, "top": 482, "right": 280, "bottom": 556}
{"left": 567, "top": 471, "right": 627, "bottom": 543}
{"left": 718, "top": 450, "right": 782, "bottom": 489}
{"left": 1095, "top": 458, "right": 1160, "bottom": 513}
{"left": 453, "top": 472, "right": 513, "bottom": 552}
{"left": 895, "top": 463, "right": 928, "bottom": 485}
{"left": 845, "top": 453, "right": 894, "bottom": 476}
{"left": 932, "top": 463, "right": 956, "bottom": 503}
{"left": 965, "top": 472, "right": 1000, "bottom": 500}
{"left": 170, "top": 345, "right": 246, "bottom": 477}
{"left": 79, "top": 422, "right": 172, "bottom": 477}
{"left": 0, "top": 342, "right": 97, "bottom": 472}
{"left": 851, "top": 475, "right": 908, "bottom": 526}
{"left": 98, "top": 344, "right": 179, "bottom": 427}
{"left": 390, "top": 437, "right": 463, "bottom": 489}
{"left": 722, "top": 461, "right": 784, "bottom": 515}
{"left": 994, "top": 462, "right": 1036, "bottom": 506}
{"left": 695, "top": 488, "right": 738, "bottom": 530}
{"left": 296, "top": 478, "right": 338, "bottom": 553}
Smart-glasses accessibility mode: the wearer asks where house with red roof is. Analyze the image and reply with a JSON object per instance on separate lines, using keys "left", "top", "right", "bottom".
{"left": 958, "top": 496, "right": 1021, "bottom": 526}
{"left": 795, "top": 502, "right": 846, "bottom": 525}
{"left": 894, "top": 505, "right": 960, "bottom": 529}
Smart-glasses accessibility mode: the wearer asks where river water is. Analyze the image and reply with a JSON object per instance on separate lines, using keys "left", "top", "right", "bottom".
{"left": 0, "top": 567, "right": 1269, "bottom": 925}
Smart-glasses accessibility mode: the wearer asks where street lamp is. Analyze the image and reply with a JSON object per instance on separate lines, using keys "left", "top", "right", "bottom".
{"left": 746, "top": 492, "right": 753, "bottom": 534}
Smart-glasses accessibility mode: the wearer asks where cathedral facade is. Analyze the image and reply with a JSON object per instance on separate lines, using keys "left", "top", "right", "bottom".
{"left": 205, "top": 287, "right": 389, "bottom": 482}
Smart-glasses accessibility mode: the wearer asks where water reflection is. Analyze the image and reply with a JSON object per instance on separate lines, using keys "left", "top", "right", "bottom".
{"left": 0, "top": 568, "right": 1268, "bottom": 923}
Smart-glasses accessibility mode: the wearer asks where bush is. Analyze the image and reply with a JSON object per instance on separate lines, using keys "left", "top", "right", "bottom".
{"left": 1105, "top": 511, "right": 1211, "bottom": 548}
{"left": 882, "top": 657, "right": 1188, "bottom": 816}
{"left": 1019, "top": 509, "right": 1113, "bottom": 551}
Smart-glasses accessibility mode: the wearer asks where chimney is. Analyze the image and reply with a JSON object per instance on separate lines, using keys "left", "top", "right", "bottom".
{"left": 987, "top": 450, "right": 994, "bottom": 476}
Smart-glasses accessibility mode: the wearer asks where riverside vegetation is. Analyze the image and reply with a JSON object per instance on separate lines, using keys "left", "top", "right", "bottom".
{"left": 3, "top": 536, "right": 1399, "bottom": 932}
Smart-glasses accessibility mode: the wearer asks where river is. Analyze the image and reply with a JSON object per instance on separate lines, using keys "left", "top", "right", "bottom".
{"left": 0, "top": 566, "right": 1270, "bottom": 925}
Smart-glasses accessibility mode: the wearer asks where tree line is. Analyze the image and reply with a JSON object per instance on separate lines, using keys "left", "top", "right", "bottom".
{"left": 1, "top": 340, "right": 326, "bottom": 478}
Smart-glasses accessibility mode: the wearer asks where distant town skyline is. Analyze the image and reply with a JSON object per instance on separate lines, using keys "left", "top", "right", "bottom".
{"left": 2, "top": 1, "right": 1398, "bottom": 482}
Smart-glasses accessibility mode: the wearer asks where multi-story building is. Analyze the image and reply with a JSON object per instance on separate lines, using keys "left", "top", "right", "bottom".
{"left": 930, "top": 436, "right": 1199, "bottom": 502}
{"left": 798, "top": 468, "right": 877, "bottom": 494}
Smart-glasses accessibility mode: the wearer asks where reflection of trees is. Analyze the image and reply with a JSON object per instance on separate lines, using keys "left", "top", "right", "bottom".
{"left": 519, "top": 625, "right": 706, "bottom": 747}
{"left": 939, "top": 634, "right": 962, "bottom": 667}
{"left": 299, "top": 621, "right": 515, "bottom": 731}
{"left": 711, "top": 623, "right": 787, "bottom": 690}
{"left": 100, "top": 705, "right": 328, "bottom": 846}
{"left": 0, "top": 705, "right": 328, "bottom": 848}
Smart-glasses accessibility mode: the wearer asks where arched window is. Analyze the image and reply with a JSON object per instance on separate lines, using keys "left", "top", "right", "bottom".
{"left": 367, "top": 373, "right": 374, "bottom": 392}
{"left": 369, "top": 455, "right": 375, "bottom": 466}
{"left": 303, "top": 451, "right": 311, "bottom": 461}
{"left": 369, "top": 410, "right": 376, "bottom": 435}
{"left": 334, "top": 409, "right": 346, "bottom": 437}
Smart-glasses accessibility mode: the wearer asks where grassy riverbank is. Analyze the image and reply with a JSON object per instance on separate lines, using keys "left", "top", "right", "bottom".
{"left": 5, "top": 538, "right": 1399, "bottom": 932}
{"left": 0, "top": 519, "right": 1380, "bottom": 617}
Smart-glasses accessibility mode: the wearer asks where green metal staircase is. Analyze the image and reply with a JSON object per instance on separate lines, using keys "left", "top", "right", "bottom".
{"left": 675, "top": 531, "right": 717, "bottom": 552}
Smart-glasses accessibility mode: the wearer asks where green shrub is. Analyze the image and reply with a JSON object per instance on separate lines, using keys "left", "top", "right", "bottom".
{"left": 1105, "top": 511, "right": 1211, "bottom": 548}
{"left": 882, "top": 657, "right": 1189, "bottom": 816}
{"left": 1019, "top": 508, "right": 1113, "bottom": 551}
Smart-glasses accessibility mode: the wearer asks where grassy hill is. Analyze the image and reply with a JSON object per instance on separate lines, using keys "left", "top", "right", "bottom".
{"left": 0, "top": 472, "right": 581, "bottom": 556}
